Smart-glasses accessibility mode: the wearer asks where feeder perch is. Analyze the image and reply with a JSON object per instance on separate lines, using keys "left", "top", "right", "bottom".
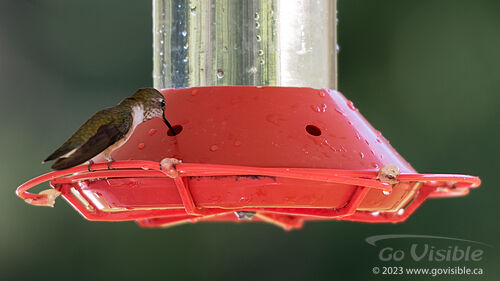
{"left": 17, "top": 1, "right": 480, "bottom": 230}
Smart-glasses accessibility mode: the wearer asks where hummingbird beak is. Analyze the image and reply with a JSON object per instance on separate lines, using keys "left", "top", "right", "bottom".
{"left": 163, "top": 114, "right": 177, "bottom": 136}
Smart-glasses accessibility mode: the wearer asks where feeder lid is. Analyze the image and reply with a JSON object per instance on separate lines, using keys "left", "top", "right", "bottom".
{"left": 16, "top": 87, "right": 481, "bottom": 230}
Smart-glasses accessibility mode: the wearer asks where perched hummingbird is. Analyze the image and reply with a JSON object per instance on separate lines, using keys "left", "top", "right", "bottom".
{"left": 43, "top": 88, "right": 175, "bottom": 170}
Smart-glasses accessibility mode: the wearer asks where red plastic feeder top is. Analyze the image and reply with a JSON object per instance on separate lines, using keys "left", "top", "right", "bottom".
{"left": 17, "top": 87, "right": 480, "bottom": 230}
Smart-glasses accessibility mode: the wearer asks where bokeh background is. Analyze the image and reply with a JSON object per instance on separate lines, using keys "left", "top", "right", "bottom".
{"left": 1, "top": 0, "right": 499, "bottom": 280}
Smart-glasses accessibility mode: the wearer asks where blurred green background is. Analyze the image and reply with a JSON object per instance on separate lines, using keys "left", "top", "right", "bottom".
{"left": 1, "top": 0, "right": 499, "bottom": 280}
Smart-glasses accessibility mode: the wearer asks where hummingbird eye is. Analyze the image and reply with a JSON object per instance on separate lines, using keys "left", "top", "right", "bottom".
{"left": 161, "top": 99, "right": 165, "bottom": 108}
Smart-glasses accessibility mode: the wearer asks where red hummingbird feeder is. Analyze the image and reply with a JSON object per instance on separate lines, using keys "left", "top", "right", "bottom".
{"left": 16, "top": 1, "right": 480, "bottom": 230}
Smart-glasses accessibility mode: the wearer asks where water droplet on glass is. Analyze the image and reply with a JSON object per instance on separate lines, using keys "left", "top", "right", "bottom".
{"left": 255, "top": 22, "right": 260, "bottom": 29}
{"left": 210, "top": 145, "right": 218, "bottom": 152}
{"left": 160, "top": 40, "right": 164, "bottom": 45}
{"left": 190, "top": 4, "right": 197, "bottom": 15}
{"left": 181, "top": 30, "right": 187, "bottom": 37}
{"left": 257, "top": 50, "right": 264, "bottom": 56}
{"left": 216, "top": 69, "right": 224, "bottom": 79}
{"left": 259, "top": 60, "right": 265, "bottom": 65}
{"left": 256, "top": 35, "right": 262, "bottom": 42}
{"left": 148, "top": 129, "right": 157, "bottom": 136}
{"left": 159, "top": 52, "right": 164, "bottom": 56}
{"left": 223, "top": 46, "right": 228, "bottom": 52}
{"left": 254, "top": 12, "right": 260, "bottom": 20}
{"left": 182, "top": 58, "right": 188, "bottom": 63}
{"left": 138, "top": 143, "right": 145, "bottom": 150}
{"left": 247, "top": 66, "right": 257, "bottom": 74}
{"left": 183, "top": 43, "right": 189, "bottom": 50}
{"left": 336, "top": 44, "right": 340, "bottom": 53}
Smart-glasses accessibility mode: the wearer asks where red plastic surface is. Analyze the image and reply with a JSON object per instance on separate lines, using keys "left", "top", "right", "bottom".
{"left": 16, "top": 87, "right": 481, "bottom": 230}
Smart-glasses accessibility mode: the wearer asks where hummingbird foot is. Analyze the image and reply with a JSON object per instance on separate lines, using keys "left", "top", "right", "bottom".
{"left": 87, "top": 160, "right": 95, "bottom": 172}
{"left": 107, "top": 157, "right": 116, "bottom": 170}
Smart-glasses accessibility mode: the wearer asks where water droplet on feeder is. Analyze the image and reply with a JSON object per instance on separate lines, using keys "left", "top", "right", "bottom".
{"left": 312, "top": 105, "right": 321, "bottom": 112}
{"left": 371, "top": 211, "right": 380, "bottom": 216}
{"left": 359, "top": 152, "right": 365, "bottom": 159}
{"left": 382, "top": 190, "right": 391, "bottom": 195}
{"left": 266, "top": 114, "right": 280, "bottom": 124}
{"left": 138, "top": 143, "right": 145, "bottom": 150}
{"left": 371, "top": 162, "right": 379, "bottom": 169}
{"left": 191, "top": 89, "right": 198, "bottom": 96}
{"left": 397, "top": 209, "right": 405, "bottom": 215}
{"left": 210, "top": 145, "right": 218, "bottom": 152}
{"left": 346, "top": 100, "right": 358, "bottom": 111}
{"left": 335, "top": 108, "right": 345, "bottom": 115}
{"left": 148, "top": 129, "right": 157, "bottom": 136}
{"left": 234, "top": 141, "right": 241, "bottom": 147}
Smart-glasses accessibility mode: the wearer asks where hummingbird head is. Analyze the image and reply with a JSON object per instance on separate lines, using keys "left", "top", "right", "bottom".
{"left": 130, "top": 88, "right": 166, "bottom": 121}
{"left": 129, "top": 88, "right": 176, "bottom": 134}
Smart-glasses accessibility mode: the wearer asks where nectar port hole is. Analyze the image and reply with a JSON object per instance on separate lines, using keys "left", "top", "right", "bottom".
{"left": 305, "top": 125, "right": 321, "bottom": 136}
{"left": 167, "top": 125, "right": 183, "bottom": 136}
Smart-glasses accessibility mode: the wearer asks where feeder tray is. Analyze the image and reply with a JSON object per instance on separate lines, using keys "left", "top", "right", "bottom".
{"left": 17, "top": 87, "right": 480, "bottom": 230}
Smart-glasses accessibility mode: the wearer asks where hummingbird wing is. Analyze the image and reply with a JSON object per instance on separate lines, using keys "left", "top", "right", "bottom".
{"left": 45, "top": 108, "right": 132, "bottom": 170}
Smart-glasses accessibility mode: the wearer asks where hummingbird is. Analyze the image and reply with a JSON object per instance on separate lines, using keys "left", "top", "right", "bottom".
{"left": 43, "top": 88, "right": 176, "bottom": 170}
